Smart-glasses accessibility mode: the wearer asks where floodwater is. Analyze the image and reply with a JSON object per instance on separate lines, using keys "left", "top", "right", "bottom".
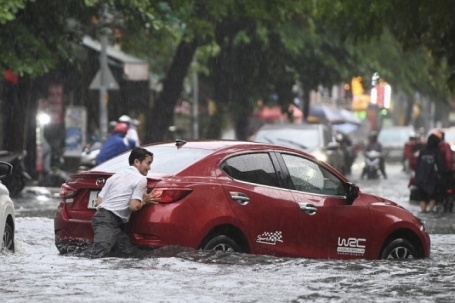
{"left": 1, "top": 161, "right": 455, "bottom": 303}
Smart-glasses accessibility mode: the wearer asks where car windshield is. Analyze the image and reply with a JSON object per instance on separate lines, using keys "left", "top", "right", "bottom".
{"left": 255, "top": 128, "right": 320, "bottom": 151}
{"left": 93, "top": 146, "right": 212, "bottom": 175}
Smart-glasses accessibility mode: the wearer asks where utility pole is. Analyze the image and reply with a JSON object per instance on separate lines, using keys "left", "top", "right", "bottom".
{"left": 99, "top": 4, "right": 110, "bottom": 140}
{"left": 99, "top": 32, "right": 109, "bottom": 140}
{"left": 88, "top": 4, "right": 119, "bottom": 141}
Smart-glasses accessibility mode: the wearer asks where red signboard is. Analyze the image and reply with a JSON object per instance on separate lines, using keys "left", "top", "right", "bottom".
{"left": 47, "top": 84, "right": 64, "bottom": 124}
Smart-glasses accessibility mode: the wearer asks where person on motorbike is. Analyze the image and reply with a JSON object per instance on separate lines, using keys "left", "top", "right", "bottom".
{"left": 361, "top": 131, "right": 387, "bottom": 179}
{"left": 118, "top": 115, "right": 140, "bottom": 147}
{"left": 96, "top": 123, "right": 135, "bottom": 165}
{"left": 336, "top": 132, "right": 356, "bottom": 175}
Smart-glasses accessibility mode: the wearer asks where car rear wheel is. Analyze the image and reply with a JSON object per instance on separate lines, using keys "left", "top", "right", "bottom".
{"left": 202, "top": 235, "right": 242, "bottom": 252}
{"left": 2, "top": 222, "right": 14, "bottom": 252}
{"left": 380, "top": 238, "right": 418, "bottom": 259}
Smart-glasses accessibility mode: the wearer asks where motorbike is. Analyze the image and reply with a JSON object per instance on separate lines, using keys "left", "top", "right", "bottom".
{"left": 78, "top": 142, "right": 101, "bottom": 171}
{"left": 363, "top": 150, "right": 382, "bottom": 180}
{"left": 38, "top": 154, "right": 71, "bottom": 188}
{"left": 0, "top": 150, "right": 32, "bottom": 197}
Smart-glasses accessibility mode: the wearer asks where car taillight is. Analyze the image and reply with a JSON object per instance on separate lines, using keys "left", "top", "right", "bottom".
{"left": 60, "top": 183, "right": 77, "bottom": 202}
{"left": 150, "top": 188, "right": 192, "bottom": 204}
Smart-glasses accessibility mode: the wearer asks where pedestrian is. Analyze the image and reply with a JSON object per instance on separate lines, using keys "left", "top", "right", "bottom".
{"left": 433, "top": 129, "right": 454, "bottom": 206}
{"left": 415, "top": 133, "right": 447, "bottom": 213}
{"left": 96, "top": 122, "right": 135, "bottom": 165}
{"left": 90, "top": 147, "right": 157, "bottom": 258}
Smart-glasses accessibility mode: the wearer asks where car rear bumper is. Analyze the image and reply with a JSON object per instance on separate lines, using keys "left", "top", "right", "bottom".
{"left": 54, "top": 204, "right": 94, "bottom": 252}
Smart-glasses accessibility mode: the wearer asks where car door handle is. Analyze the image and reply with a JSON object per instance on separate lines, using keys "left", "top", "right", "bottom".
{"left": 230, "top": 191, "right": 250, "bottom": 205}
{"left": 298, "top": 203, "right": 318, "bottom": 215}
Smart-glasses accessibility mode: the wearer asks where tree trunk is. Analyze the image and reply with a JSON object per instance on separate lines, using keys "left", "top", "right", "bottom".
{"left": 2, "top": 77, "right": 30, "bottom": 153}
{"left": 145, "top": 38, "right": 200, "bottom": 143}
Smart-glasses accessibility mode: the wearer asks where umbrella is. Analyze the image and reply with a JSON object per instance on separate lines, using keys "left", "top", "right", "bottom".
{"left": 308, "top": 104, "right": 344, "bottom": 124}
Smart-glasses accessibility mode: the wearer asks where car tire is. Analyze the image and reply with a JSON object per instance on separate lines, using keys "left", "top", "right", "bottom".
{"left": 2, "top": 222, "right": 14, "bottom": 252}
{"left": 380, "top": 238, "right": 418, "bottom": 259}
{"left": 202, "top": 235, "right": 242, "bottom": 252}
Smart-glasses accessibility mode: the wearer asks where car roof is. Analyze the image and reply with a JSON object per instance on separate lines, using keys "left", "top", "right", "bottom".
{"left": 143, "top": 140, "right": 262, "bottom": 151}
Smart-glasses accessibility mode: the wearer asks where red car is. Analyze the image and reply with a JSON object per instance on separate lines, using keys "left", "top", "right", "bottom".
{"left": 54, "top": 140, "right": 430, "bottom": 260}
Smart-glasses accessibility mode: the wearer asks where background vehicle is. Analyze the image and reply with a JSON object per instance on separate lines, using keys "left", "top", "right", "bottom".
{"left": 0, "top": 150, "right": 31, "bottom": 197}
{"left": 253, "top": 123, "right": 346, "bottom": 174}
{"left": 363, "top": 150, "right": 381, "bottom": 180}
{"left": 54, "top": 140, "right": 430, "bottom": 260}
{"left": 0, "top": 161, "right": 15, "bottom": 252}
{"left": 78, "top": 142, "right": 102, "bottom": 171}
{"left": 378, "top": 125, "right": 415, "bottom": 162}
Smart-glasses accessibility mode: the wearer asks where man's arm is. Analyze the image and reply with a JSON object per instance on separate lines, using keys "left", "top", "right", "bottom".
{"left": 129, "top": 199, "right": 145, "bottom": 212}
{"left": 96, "top": 196, "right": 103, "bottom": 206}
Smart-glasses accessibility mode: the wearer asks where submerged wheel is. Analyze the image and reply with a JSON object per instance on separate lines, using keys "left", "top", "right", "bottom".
{"left": 380, "top": 238, "right": 418, "bottom": 260}
{"left": 2, "top": 222, "right": 14, "bottom": 252}
{"left": 202, "top": 235, "right": 242, "bottom": 252}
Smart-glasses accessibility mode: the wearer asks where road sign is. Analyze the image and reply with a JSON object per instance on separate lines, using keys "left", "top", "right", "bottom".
{"left": 89, "top": 67, "right": 119, "bottom": 90}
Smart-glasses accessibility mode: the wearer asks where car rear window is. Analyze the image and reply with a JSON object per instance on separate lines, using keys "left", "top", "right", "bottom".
{"left": 93, "top": 146, "right": 212, "bottom": 175}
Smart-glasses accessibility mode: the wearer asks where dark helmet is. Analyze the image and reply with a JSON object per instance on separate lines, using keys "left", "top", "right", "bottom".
{"left": 113, "top": 122, "right": 128, "bottom": 134}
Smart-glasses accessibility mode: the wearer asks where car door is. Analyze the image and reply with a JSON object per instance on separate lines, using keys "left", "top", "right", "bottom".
{"left": 219, "top": 152, "right": 302, "bottom": 257}
{"left": 278, "top": 153, "right": 371, "bottom": 259}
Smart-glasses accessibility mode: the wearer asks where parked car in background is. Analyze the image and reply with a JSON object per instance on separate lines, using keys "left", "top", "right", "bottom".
{"left": 252, "top": 123, "right": 346, "bottom": 174}
{"left": 378, "top": 125, "right": 415, "bottom": 162}
{"left": 0, "top": 161, "right": 15, "bottom": 252}
{"left": 54, "top": 140, "right": 430, "bottom": 260}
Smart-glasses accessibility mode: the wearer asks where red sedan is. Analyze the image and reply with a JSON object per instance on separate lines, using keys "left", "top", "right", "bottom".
{"left": 54, "top": 140, "right": 430, "bottom": 260}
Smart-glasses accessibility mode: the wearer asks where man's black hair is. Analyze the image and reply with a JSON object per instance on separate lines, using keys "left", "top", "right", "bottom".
{"left": 128, "top": 147, "right": 153, "bottom": 165}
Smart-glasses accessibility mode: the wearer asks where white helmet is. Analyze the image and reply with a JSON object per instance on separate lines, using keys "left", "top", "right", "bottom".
{"left": 118, "top": 115, "right": 131, "bottom": 123}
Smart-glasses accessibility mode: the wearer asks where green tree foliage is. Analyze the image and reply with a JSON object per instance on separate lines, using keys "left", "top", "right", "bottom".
{"left": 314, "top": 0, "right": 455, "bottom": 91}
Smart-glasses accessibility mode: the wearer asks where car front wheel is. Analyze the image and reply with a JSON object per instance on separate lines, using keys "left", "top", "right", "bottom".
{"left": 202, "top": 235, "right": 242, "bottom": 252}
{"left": 2, "top": 222, "right": 14, "bottom": 252}
{"left": 380, "top": 238, "right": 418, "bottom": 259}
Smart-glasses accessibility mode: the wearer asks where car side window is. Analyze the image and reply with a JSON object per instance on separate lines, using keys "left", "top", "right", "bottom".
{"left": 222, "top": 153, "right": 279, "bottom": 187}
{"left": 282, "top": 154, "right": 345, "bottom": 196}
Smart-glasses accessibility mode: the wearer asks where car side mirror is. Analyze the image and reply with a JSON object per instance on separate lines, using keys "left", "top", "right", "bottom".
{"left": 0, "top": 161, "right": 13, "bottom": 179}
{"left": 345, "top": 182, "right": 359, "bottom": 204}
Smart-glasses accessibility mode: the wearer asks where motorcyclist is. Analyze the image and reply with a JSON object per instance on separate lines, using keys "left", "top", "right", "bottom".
{"left": 336, "top": 132, "right": 356, "bottom": 175}
{"left": 361, "top": 131, "right": 387, "bottom": 179}
{"left": 96, "top": 123, "right": 135, "bottom": 165}
{"left": 118, "top": 115, "right": 140, "bottom": 147}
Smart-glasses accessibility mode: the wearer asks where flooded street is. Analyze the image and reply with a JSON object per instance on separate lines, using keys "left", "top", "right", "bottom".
{"left": 2, "top": 161, "right": 455, "bottom": 302}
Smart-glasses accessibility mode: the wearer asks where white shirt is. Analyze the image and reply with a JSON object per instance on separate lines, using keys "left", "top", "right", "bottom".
{"left": 97, "top": 166, "right": 146, "bottom": 223}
